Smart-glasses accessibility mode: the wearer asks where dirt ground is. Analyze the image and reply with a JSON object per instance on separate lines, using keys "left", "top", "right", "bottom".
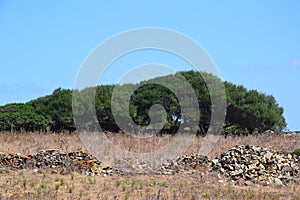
{"left": 0, "top": 132, "right": 300, "bottom": 200}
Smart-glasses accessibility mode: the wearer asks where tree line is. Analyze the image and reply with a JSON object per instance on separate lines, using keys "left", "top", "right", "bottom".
{"left": 0, "top": 71, "right": 286, "bottom": 134}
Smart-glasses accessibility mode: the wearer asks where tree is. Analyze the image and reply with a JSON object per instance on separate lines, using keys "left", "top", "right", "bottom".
{"left": 0, "top": 103, "right": 47, "bottom": 132}
{"left": 29, "top": 88, "right": 75, "bottom": 132}
{"left": 0, "top": 70, "right": 287, "bottom": 134}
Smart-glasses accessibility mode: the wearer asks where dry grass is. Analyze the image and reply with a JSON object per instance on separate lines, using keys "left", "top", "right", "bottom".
{"left": 1, "top": 131, "right": 299, "bottom": 158}
{"left": 0, "top": 131, "right": 300, "bottom": 199}
{"left": 1, "top": 169, "right": 299, "bottom": 200}
{"left": 0, "top": 131, "right": 84, "bottom": 154}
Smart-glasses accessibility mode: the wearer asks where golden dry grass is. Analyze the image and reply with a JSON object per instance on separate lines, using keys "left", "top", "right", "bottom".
{"left": 1, "top": 131, "right": 299, "bottom": 157}
{"left": 1, "top": 167, "right": 300, "bottom": 200}
{"left": 0, "top": 131, "right": 300, "bottom": 200}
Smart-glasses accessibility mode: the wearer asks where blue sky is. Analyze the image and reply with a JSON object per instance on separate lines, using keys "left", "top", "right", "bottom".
{"left": 0, "top": 1, "right": 299, "bottom": 131}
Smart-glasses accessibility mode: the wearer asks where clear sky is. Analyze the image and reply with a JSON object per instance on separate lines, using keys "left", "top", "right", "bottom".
{"left": 0, "top": 1, "right": 299, "bottom": 131}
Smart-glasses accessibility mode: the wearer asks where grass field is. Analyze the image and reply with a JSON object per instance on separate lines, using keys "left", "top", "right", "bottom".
{"left": 0, "top": 132, "right": 300, "bottom": 200}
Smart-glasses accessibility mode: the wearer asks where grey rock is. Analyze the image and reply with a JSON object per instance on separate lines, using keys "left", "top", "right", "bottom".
{"left": 209, "top": 145, "right": 300, "bottom": 186}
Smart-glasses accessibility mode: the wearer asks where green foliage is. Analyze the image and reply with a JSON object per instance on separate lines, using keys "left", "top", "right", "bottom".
{"left": 67, "top": 184, "right": 74, "bottom": 193}
{"left": 122, "top": 183, "right": 127, "bottom": 191}
{"left": 160, "top": 180, "right": 167, "bottom": 187}
{"left": 203, "top": 190, "right": 210, "bottom": 199}
{"left": 224, "top": 82, "right": 286, "bottom": 132}
{"left": 54, "top": 183, "right": 60, "bottom": 190}
{"left": 0, "top": 103, "right": 47, "bottom": 132}
{"left": 22, "top": 178, "right": 28, "bottom": 188}
{"left": 130, "top": 83, "right": 181, "bottom": 133}
{"left": 293, "top": 148, "right": 300, "bottom": 156}
{"left": 0, "top": 70, "right": 287, "bottom": 134}
{"left": 29, "top": 88, "right": 75, "bottom": 132}
{"left": 87, "top": 177, "right": 96, "bottom": 184}
{"left": 224, "top": 124, "right": 249, "bottom": 135}
{"left": 115, "top": 179, "right": 121, "bottom": 187}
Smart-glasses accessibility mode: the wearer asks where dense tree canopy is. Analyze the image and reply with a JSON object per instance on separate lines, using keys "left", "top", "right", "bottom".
{"left": 0, "top": 71, "right": 286, "bottom": 133}
{"left": 29, "top": 88, "right": 75, "bottom": 132}
{"left": 0, "top": 103, "right": 47, "bottom": 132}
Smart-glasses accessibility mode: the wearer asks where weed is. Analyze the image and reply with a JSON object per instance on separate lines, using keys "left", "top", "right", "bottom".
{"left": 67, "top": 185, "right": 74, "bottom": 193}
{"left": 71, "top": 173, "right": 75, "bottom": 180}
{"left": 30, "top": 181, "right": 36, "bottom": 188}
{"left": 37, "top": 182, "right": 46, "bottom": 194}
{"left": 88, "top": 177, "right": 96, "bottom": 184}
{"left": 39, "top": 182, "right": 46, "bottom": 190}
{"left": 217, "top": 184, "right": 222, "bottom": 199}
{"left": 125, "top": 192, "right": 130, "bottom": 200}
{"left": 179, "top": 180, "right": 184, "bottom": 190}
{"left": 22, "top": 178, "right": 27, "bottom": 188}
{"left": 203, "top": 190, "right": 210, "bottom": 199}
{"left": 131, "top": 179, "right": 137, "bottom": 189}
{"left": 54, "top": 183, "right": 60, "bottom": 190}
{"left": 246, "top": 188, "right": 255, "bottom": 199}
{"left": 11, "top": 176, "right": 20, "bottom": 186}
{"left": 122, "top": 183, "right": 127, "bottom": 191}
{"left": 139, "top": 181, "right": 144, "bottom": 189}
{"left": 81, "top": 177, "right": 86, "bottom": 184}
{"left": 115, "top": 179, "right": 121, "bottom": 187}
{"left": 152, "top": 179, "right": 158, "bottom": 186}
{"left": 161, "top": 180, "right": 167, "bottom": 187}
{"left": 293, "top": 185, "right": 297, "bottom": 193}
{"left": 169, "top": 135, "right": 175, "bottom": 142}
{"left": 60, "top": 178, "right": 65, "bottom": 186}
{"left": 102, "top": 181, "right": 108, "bottom": 191}
{"left": 265, "top": 195, "right": 270, "bottom": 200}
{"left": 227, "top": 184, "right": 232, "bottom": 193}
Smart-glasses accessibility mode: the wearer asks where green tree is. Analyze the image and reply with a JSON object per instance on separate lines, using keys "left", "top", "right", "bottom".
{"left": 29, "top": 88, "right": 75, "bottom": 132}
{"left": 0, "top": 70, "right": 287, "bottom": 134}
{"left": 0, "top": 103, "right": 47, "bottom": 132}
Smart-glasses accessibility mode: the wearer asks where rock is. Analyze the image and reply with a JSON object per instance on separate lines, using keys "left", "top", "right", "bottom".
{"left": 0, "top": 168, "right": 10, "bottom": 174}
{"left": 0, "top": 144, "right": 299, "bottom": 186}
{"left": 209, "top": 145, "right": 300, "bottom": 186}
{"left": 0, "top": 149, "right": 113, "bottom": 176}
{"left": 211, "top": 159, "right": 219, "bottom": 165}
{"left": 245, "top": 180, "right": 253, "bottom": 186}
{"left": 282, "top": 166, "right": 293, "bottom": 172}
{"left": 231, "top": 169, "right": 243, "bottom": 176}
{"left": 274, "top": 178, "right": 283, "bottom": 186}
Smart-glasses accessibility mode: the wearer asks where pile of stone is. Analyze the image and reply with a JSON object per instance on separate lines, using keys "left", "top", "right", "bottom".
{"left": 210, "top": 145, "right": 300, "bottom": 186}
{"left": 1, "top": 145, "right": 299, "bottom": 186}
{"left": 0, "top": 149, "right": 112, "bottom": 176}
{"left": 158, "top": 154, "right": 209, "bottom": 175}
{"left": 113, "top": 153, "right": 208, "bottom": 175}
{"left": 113, "top": 159, "right": 155, "bottom": 175}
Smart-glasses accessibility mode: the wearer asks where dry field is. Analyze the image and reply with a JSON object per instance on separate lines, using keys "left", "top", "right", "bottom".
{"left": 0, "top": 131, "right": 300, "bottom": 200}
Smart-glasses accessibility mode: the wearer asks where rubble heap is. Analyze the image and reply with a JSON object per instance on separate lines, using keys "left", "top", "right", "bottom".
{"left": 1, "top": 145, "right": 299, "bottom": 187}
{"left": 210, "top": 145, "right": 300, "bottom": 186}
{"left": 0, "top": 149, "right": 112, "bottom": 176}
{"left": 113, "top": 154, "right": 208, "bottom": 175}
{"left": 158, "top": 154, "right": 209, "bottom": 175}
